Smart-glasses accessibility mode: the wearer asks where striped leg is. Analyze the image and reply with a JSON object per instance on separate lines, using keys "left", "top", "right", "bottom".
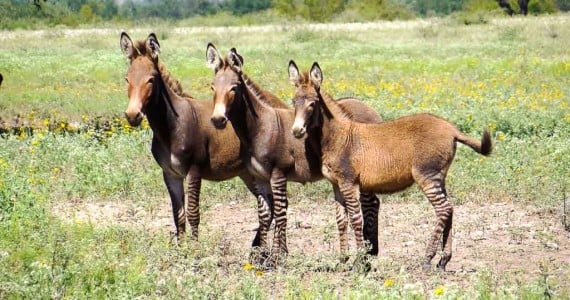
{"left": 360, "top": 192, "right": 380, "bottom": 255}
{"left": 338, "top": 182, "right": 365, "bottom": 250}
{"left": 418, "top": 173, "right": 453, "bottom": 271}
{"left": 163, "top": 171, "right": 186, "bottom": 239}
{"left": 185, "top": 171, "right": 201, "bottom": 239}
{"left": 332, "top": 184, "right": 349, "bottom": 254}
{"left": 241, "top": 175, "right": 273, "bottom": 262}
{"left": 270, "top": 168, "right": 288, "bottom": 265}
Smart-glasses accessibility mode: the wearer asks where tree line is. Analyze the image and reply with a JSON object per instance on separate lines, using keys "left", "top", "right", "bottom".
{"left": 1, "top": 0, "right": 566, "bottom": 28}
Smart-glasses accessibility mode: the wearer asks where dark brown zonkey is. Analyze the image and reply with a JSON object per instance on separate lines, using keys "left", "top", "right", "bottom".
{"left": 207, "top": 44, "right": 383, "bottom": 266}
{"left": 289, "top": 61, "right": 492, "bottom": 271}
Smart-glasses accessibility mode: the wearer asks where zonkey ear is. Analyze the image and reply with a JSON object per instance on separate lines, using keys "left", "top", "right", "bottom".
{"left": 288, "top": 60, "right": 301, "bottom": 86}
{"left": 309, "top": 62, "right": 323, "bottom": 89}
{"left": 229, "top": 48, "right": 244, "bottom": 73}
{"left": 206, "top": 43, "right": 223, "bottom": 71}
{"left": 146, "top": 33, "right": 161, "bottom": 61}
{"left": 120, "top": 31, "right": 135, "bottom": 60}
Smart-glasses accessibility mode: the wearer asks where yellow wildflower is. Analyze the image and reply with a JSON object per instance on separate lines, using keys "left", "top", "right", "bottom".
{"left": 31, "top": 140, "right": 40, "bottom": 146}
{"left": 434, "top": 285, "right": 445, "bottom": 296}
{"left": 18, "top": 131, "right": 27, "bottom": 140}
{"left": 383, "top": 278, "right": 394, "bottom": 288}
{"left": 255, "top": 270, "right": 263, "bottom": 276}
{"left": 497, "top": 132, "right": 505, "bottom": 141}
{"left": 243, "top": 263, "right": 253, "bottom": 271}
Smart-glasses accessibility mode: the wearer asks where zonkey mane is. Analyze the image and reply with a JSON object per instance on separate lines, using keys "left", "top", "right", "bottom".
{"left": 298, "top": 71, "right": 355, "bottom": 119}
{"left": 242, "top": 74, "right": 288, "bottom": 109}
{"left": 319, "top": 90, "right": 353, "bottom": 121}
{"left": 218, "top": 54, "right": 288, "bottom": 109}
{"left": 133, "top": 40, "right": 193, "bottom": 99}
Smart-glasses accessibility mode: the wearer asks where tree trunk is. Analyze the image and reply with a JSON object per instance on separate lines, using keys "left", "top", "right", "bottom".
{"left": 496, "top": 0, "right": 515, "bottom": 15}
{"left": 518, "top": 0, "right": 529, "bottom": 15}
{"left": 33, "top": 0, "right": 47, "bottom": 10}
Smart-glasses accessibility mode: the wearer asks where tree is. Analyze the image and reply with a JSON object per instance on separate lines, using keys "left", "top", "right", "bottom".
{"left": 518, "top": 0, "right": 529, "bottom": 14}
{"left": 226, "top": 0, "right": 272, "bottom": 15}
{"left": 496, "top": 0, "right": 515, "bottom": 15}
{"left": 274, "top": 0, "right": 345, "bottom": 22}
{"left": 33, "top": 0, "right": 47, "bottom": 10}
{"left": 495, "top": 0, "right": 558, "bottom": 15}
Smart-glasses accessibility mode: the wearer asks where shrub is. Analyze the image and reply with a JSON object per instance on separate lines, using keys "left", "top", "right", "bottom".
{"left": 273, "top": 0, "right": 345, "bottom": 22}
{"left": 463, "top": 0, "right": 501, "bottom": 12}
{"left": 341, "top": 0, "right": 416, "bottom": 21}
{"left": 528, "top": 0, "right": 558, "bottom": 14}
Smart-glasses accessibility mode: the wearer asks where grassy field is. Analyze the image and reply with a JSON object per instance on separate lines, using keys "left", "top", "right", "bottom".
{"left": 0, "top": 14, "right": 569, "bottom": 298}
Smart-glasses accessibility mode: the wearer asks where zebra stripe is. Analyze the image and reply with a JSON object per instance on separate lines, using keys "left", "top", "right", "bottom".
{"left": 242, "top": 178, "right": 273, "bottom": 260}
{"left": 186, "top": 174, "right": 201, "bottom": 239}
{"left": 360, "top": 192, "right": 380, "bottom": 255}
{"left": 332, "top": 185, "right": 349, "bottom": 253}
{"left": 256, "top": 194, "right": 272, "bottom": 250}
{"left": 419, "top": 175, "right": 454, "bottom": 270}
{"left": 335, "top": 202, "right": 349, "bottom": 252}
{"left": 338, "top": 182, "right": 364, "bottom": 249}
{"left": 270, "top": 169, "right": 289, "bottom": 263}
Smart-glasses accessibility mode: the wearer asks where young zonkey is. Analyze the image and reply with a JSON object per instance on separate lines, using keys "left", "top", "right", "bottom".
{"left": 288, "top": 61, "right": 492, "bottom": 271}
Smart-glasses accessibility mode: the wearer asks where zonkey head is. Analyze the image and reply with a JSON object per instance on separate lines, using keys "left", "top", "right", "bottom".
{"left": 206, "top": 43, "right": 245, "bottom": 129}
{"left": 120, "top": 32, "right": 161, "bottom": 126}
{"left": 289, "top": 60, "right": 323, "bottom": 139}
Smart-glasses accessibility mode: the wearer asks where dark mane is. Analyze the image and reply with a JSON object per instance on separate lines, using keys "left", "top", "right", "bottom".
{"left": 242, "top": 74, "right": 288, "bottom": 109}
{"left": 299, "top": 71, "right": 352, "bottom": 120}
{"left": 133, "top": 40, "right": 193, "bottom": 99}
{"left": 219, "top": 56, "right": 288, "bottom": 109}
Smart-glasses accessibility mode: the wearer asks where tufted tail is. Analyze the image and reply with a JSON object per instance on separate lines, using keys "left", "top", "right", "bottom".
{"left": 456, "top": 129, "right": 492, "bottom": 156}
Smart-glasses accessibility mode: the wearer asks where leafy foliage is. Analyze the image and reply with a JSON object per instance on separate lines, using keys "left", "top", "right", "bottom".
{"left": 273, "top": 0, "right": 346, "bottom": 22}
{"left": 340, "top": 0, "right": 416, "bottom": 21}
{"left": 1, "top": 0, "right": 566, "bottom": 29}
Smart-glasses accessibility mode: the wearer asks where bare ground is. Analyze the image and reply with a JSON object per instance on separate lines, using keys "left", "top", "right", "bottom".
{"left": 52, "top": 196, "right": 570, "bottom": 291}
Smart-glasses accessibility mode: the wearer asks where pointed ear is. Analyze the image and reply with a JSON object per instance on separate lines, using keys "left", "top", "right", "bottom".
{"left": 288, "top": 60, "right": 301, "bottom": 86}
{"left": 146, "top": 33, "right": 160, "bottom": 60}
{"left": 229, "top": 48, "right": 244, "bottom": 73}
{"left": 309, "top": 62, "right": 323, "bottom": 89}
{"left": 120, "top": 31, "right": 135, "bottom": 60}
{"left": 206, "top": 43, "right": 223, "bottom": 71}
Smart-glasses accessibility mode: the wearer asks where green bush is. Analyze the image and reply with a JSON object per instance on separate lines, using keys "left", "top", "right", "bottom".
{"left": 340, "top": 0, "right": 416, "bottom": 21}
{"left": 273, "top": 0, "right": 345, "bottom": 22}
{"left": 557, "top": 0, "right": 570, "bottom": 10}
{"left": 463, "top": 0, "right": 559, "bottom": 15}
{"left": 528, "top": 0, "right": 559, "bottom": 14}
{"left": 463, "top": 0, "right": 500, "bottom": 12}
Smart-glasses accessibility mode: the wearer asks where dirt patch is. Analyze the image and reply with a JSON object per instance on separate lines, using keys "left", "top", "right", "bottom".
{"left": 52, "top": 197, "right": 570, "bottom": 286}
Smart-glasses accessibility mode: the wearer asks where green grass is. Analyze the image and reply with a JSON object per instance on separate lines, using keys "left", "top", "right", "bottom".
{"left": 0, "top": 14, "right": 569, "bottom": 298}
